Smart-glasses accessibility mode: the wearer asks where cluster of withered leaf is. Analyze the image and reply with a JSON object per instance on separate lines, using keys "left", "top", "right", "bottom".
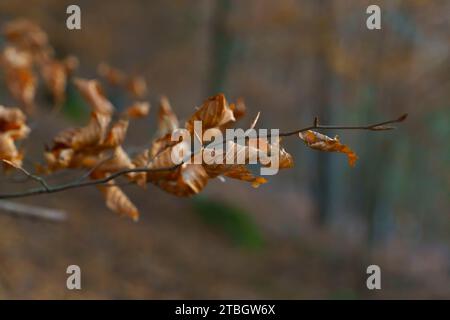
{"left": 144, "top": 93, "right": 294, "bottom": 195}
{"left": 0, "top": 19, "right": 79, "bottom": 111}
{"left": 0, "top": 19, "right": 362, "bottom": 221}
{"left": 0, "top": 105, "right": 30, "bottom": 170}
{"left": 0, "top": 19, "right": 63, "bottom": 170}
{"left": 41, "top": 78, "right": 150, "bottom": 221}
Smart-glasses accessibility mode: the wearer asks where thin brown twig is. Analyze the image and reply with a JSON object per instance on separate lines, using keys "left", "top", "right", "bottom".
{"left": 2, "top": 160, "right": 50, "bottom": 191}
{"left": 278, "top": 113, "right": 408, "bottom": 137}
{"left": 0, "top": 113, "right": 407, "bottom": 200}
{"left": 74, "top": 153, "right": 114, "bottom": 183}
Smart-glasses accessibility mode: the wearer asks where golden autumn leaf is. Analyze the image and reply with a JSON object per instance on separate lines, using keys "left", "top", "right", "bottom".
{"left": 298, "top": 130, "right": 358, "bottom": 166}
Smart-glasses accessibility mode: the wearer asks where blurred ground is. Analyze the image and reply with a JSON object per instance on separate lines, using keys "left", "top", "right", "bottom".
{"left": 0, "top": 0, "right": 449, "bottom": 299}
{"left": 0, "top": 115, "right": 448, "bottom": 299}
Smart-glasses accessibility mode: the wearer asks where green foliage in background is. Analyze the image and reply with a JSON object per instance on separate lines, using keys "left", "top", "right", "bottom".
{"left": 192, "top": 196, "right": 264, "bottom": 249}
{"left": 62, "top": 82, "right": 89, "bottom": 123}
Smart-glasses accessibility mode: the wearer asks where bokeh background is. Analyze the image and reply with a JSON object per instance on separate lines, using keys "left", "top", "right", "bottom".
{"left": 0, "top": 0, "right": 448, "bottom": 299}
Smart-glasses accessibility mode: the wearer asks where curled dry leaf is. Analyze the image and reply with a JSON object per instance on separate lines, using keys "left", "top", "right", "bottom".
{"left": 98, "top": 182, "right": 139, "bottom": 221}
{"left": 92, "top": 146, "right": 134, "bottom": 178}
{"left": 126, "top": 75, "right": 147, "bottom": 98}
{"left": 229, "top": 97, "right": 246, "bottom": 122}
{"left": 0, "top": 105, "right": 30, "bottom": 139}
{"left": 1, "top": 46, "right": 33, "bottom": 68}
{"left": 97, "top": 62, "right": 125, "bottom": 85}
{"left": 40, "top": 56, "right": 78, "bottom": 106}
{"left": 185, "top": 93, "right": 235, "bottom": 133}
{"left": 103, "top": 119, "right": 129, "bottom": 148}
{"left": 52, "top": 112, "right": 111, "bottom": 151}
{"left": 124, "top": 102, "right": 150, "bottom": 119}
{"left": 97, "top": 62, "right": 147, "bottom": 98}
{"left": 157, "top": 96, "right": 179, "bottom": 136}
{"left": 0, "top": 133, "right": 24, "bottom": 169}
{"left": 131, "top": 149, "right": 149, "bottom": 188}
{"left": 298, "top": 130, "right": 358, "bottom": 166}
{"left": 152, "top": 163, "right": 209, "bottom": 197}
{"left": 40, "top": 60, "right": 67, "bottom": 106}
{"left": 3, "top": 19, "right": 48, "bottom": 52}
{"left": 205, "top": 163, "right": 267, "bottom": 188}
{"left": 5, "top": 65, "right": 36, "bottom": 112}
{"left": 73, "top": 78, "right": 115, "bottom": 116}
{"left": 0, "top": 105, "right": 29, "bottom": 171}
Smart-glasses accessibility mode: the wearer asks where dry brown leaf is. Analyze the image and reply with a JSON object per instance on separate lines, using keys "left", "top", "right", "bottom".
{"left": 40, "top": 60, "right": 67, "bottom": 105}
{"left": 131, "top": 149, "right": 150, "bottom": 188}
{"left": 5, "top": 66, "right": 36, "bottom": 112}
{"left": 0, "top": 105, "right": 30, "bottom": 139}
{"left": 97, "top": 62, "right": 125, "bottom": 85}
{"left": 126, "top": 75, "right": 147, "bottom": 98}
{"left": 52, "top": 112, "right": 111, "bottom": 151}
{"left": 74, "top": 78, "right": 115, "bottom": 116}
{"left": 0, "top": 133, "right": 23, "bottom": 168}
{"left": 1, "top": 46, "right": 33, "bottom": 68}
{"left": 146, "top": 142, "right": 183, "bottom": 182}
{"left": 39, "top": 56, "right": 77, "bottom": 106}
{"left": 152, "top": 163, "right": 208, "bottom": 196}
{"left": 157, "top": 96, "right": 179, "bottom": 136}
{"left": 97, "top": 63, "right": 147, "bottom": 98}
{"left": 299, "top": 130, "right": 358, "bottom": 166}
{"left": 229, "top": 97, "right": 246, "bottom": 122}
{"left": 98, "top": 182, "right": 139, "bottom": 221}
{"left": 185, "top": 94, "right": 235, "bottom": 133}
{"left": 3, "top": 19, "right": 48, "bottom": 52}
{"left": 205, "top": 163, "right": 267, "bottom": 188}
{"left": 103, "top": 119, "right": 129, "bottom": 148}
{"left": 92, "top": 146, "right": 134, "bottom": 176}
{"left": 124, "top": 102, "right": 150, "bottom": 119}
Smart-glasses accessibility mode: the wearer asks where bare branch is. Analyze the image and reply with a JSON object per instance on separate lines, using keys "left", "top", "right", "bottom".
{"left": 74, "top": 153, "right": 114, "bottom": 183}
{"left": 278, "top": 113, "right": 408, "bottom": 137}
{"left": 2, "top": 159, "right": 50, "bottom": 191}
{"left": 0, "top": 113, "right": 407, "bottom": 200}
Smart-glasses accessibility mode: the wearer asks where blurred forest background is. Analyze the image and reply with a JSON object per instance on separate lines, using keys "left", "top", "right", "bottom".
{"left": 0, "top": 0, "right": 448, "bottom": 299}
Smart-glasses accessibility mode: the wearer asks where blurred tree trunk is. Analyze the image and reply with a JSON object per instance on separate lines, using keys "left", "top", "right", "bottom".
{"left": 311, "top": 1, "right": 336, "bottom": 226}
{"left": 207, "top": 0, "right": 234, "bottom": 95}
